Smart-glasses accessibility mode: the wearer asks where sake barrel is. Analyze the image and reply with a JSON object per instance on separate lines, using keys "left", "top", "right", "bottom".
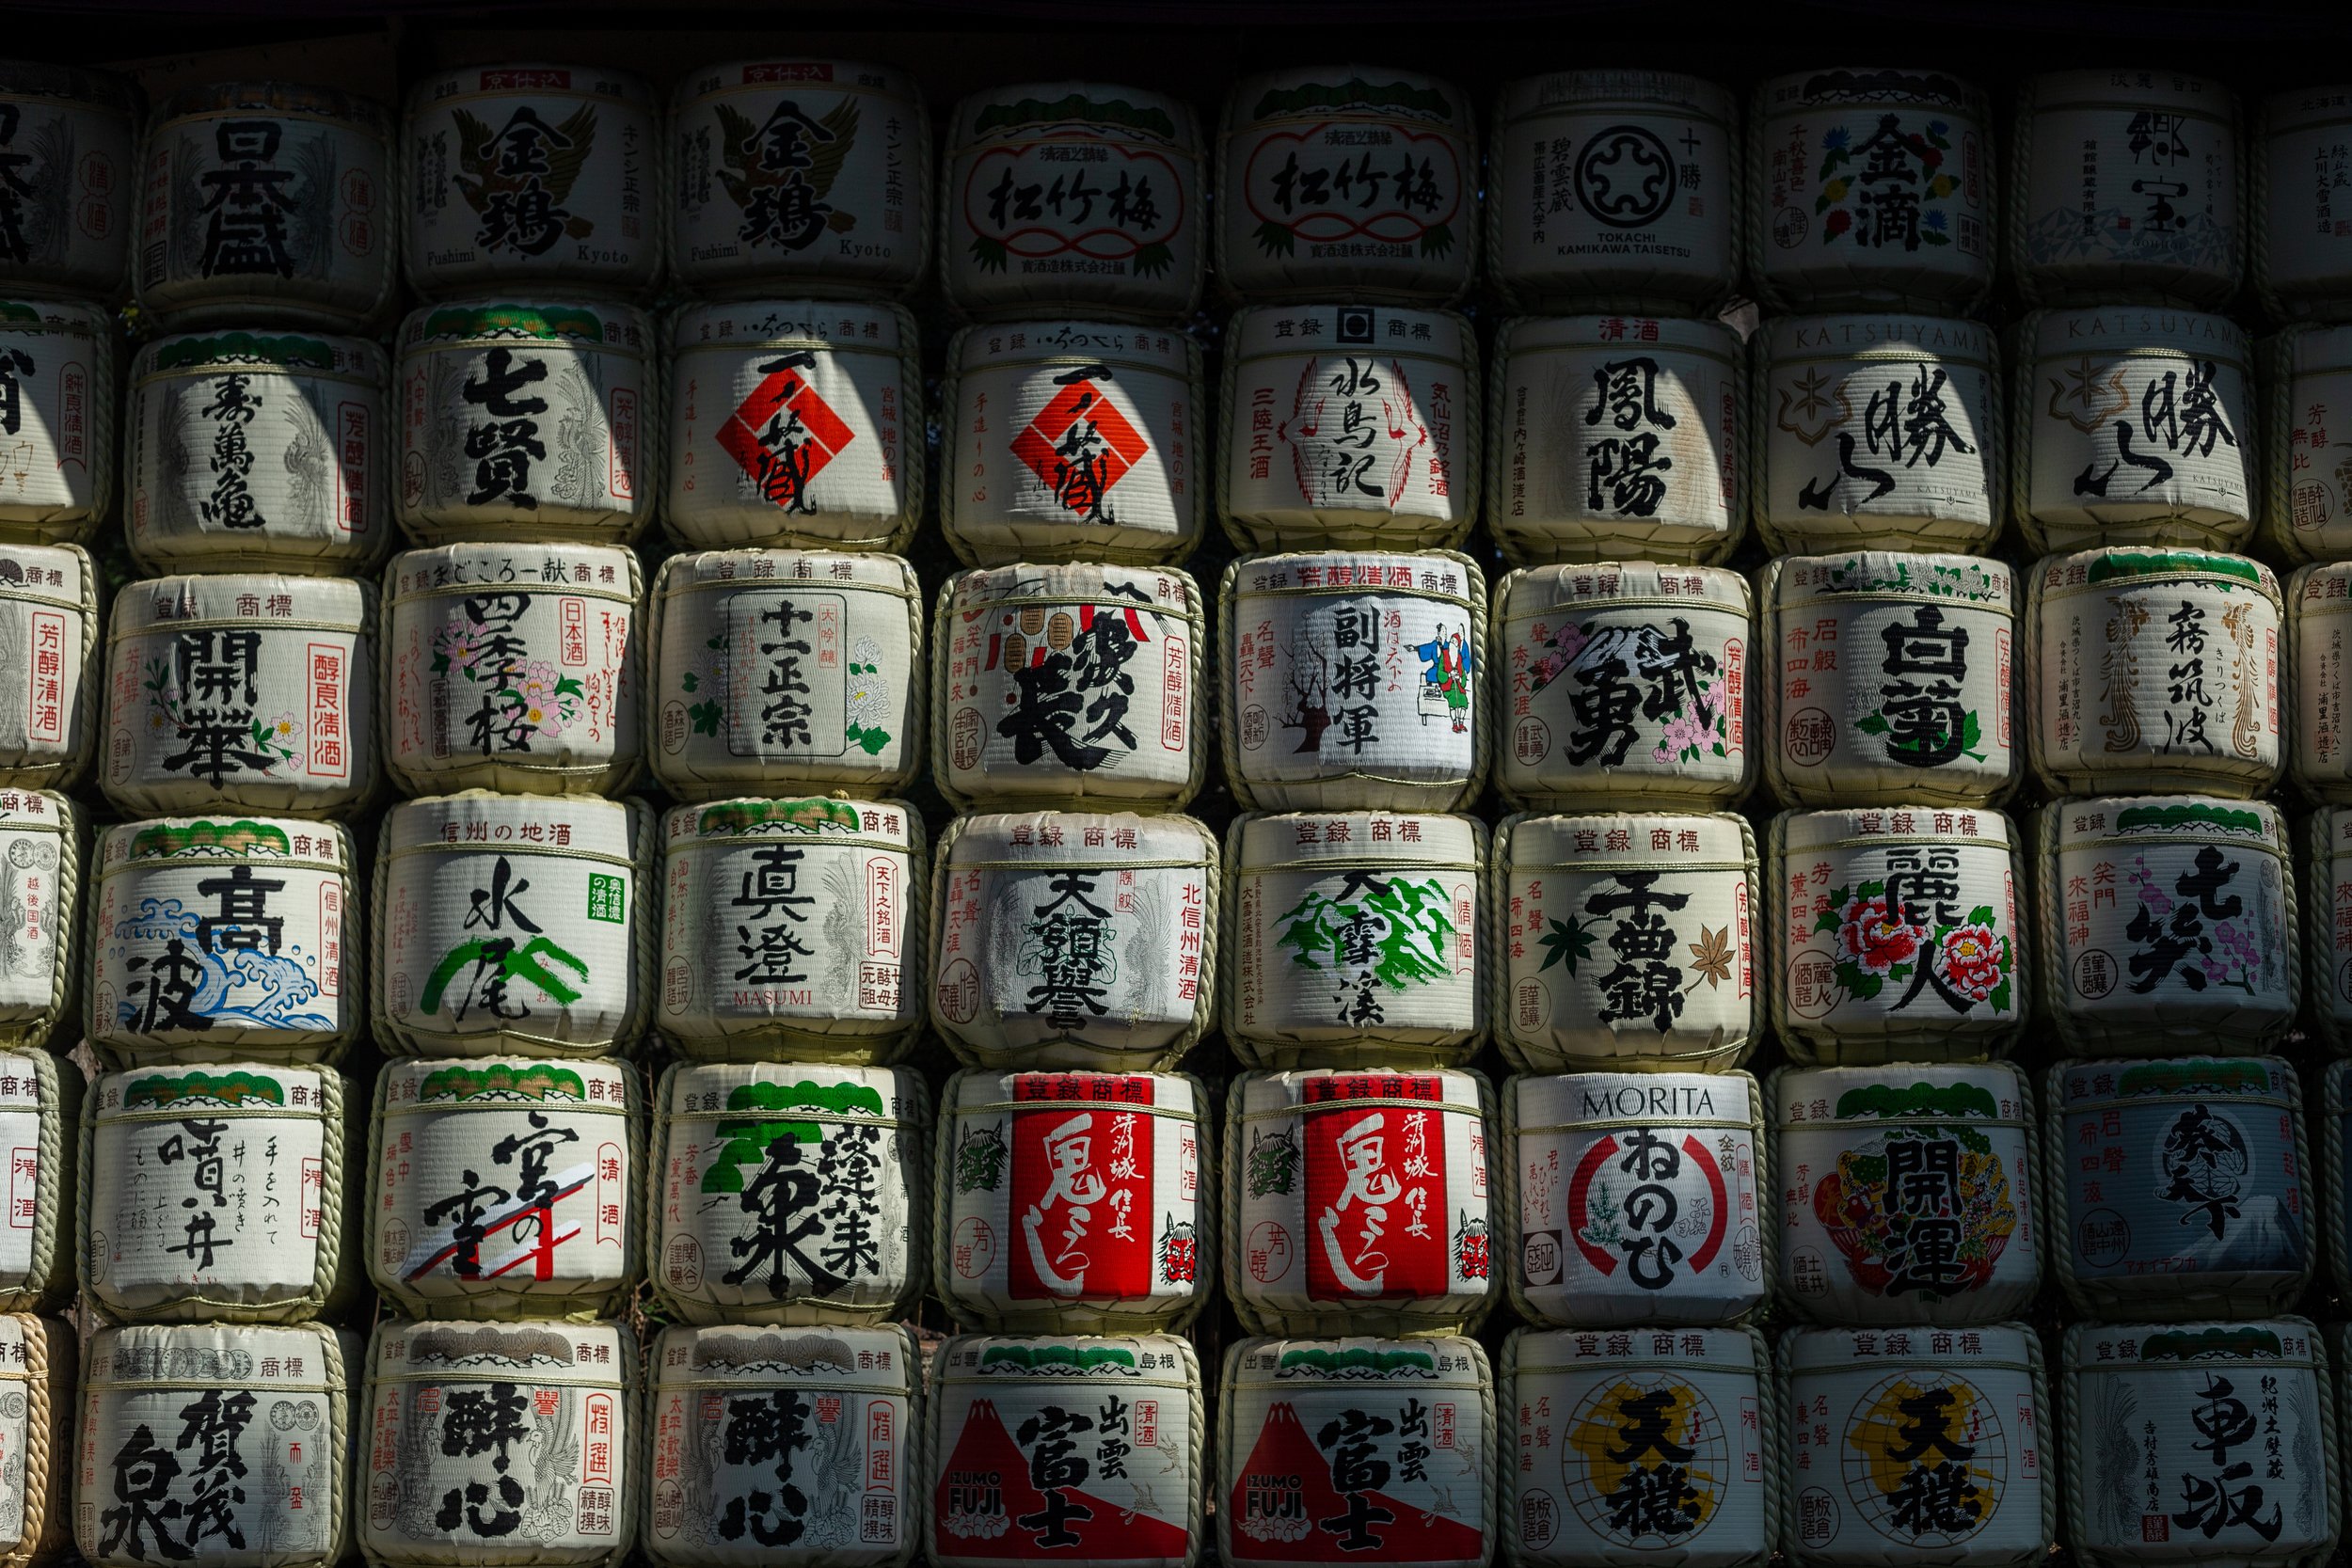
{"left": 1218, "top": 307, "right": 1479, "bottom": 551}
{"left": 373, "top": 792, "right": 651, "bottom": 1059}
{"left": 2059, "top": 1320, "right": 2337, "bottom": 1568}
{"left": 1502, "top": 1071, "right": 1767, "bottom": 1327}
{"left": 1770, "top": 807, "right": 2026, "bottom": 1063}
{"left": 1761, "top": 551, "right": 2017, "bottom": 806}
{"left": 935, "top": 563, "right": 1203, "bottom": 810}
{"left": 135, "top": 82, "right": 393, "bottom": 329}
{"left": 644, "top": 1323, "right": 920, "bottom": 1568}
{"left": 657, "top": 798, "right": 923, "bottom": 1062}
{"left": 1501, "top": 1326, "right": 1774, "bottom": 1568}
{"left": 2011, "top": 72, "right": 2241, "bottom": 308}
{"left": 1216, "top": 67, "right": 1477, "bottom": 305}
{"left": 2290, "top": 564, "right": 2352, "bottom": 800}
{"left": 382, "top": 543, "right": 641, "bottom": 796}
{"left": 1492, "top": 812, "right": 1757, "bottom": 1073}
{"left": 0, "top": 63, "right": 136, "bottom": 300}
{"left": 1228, "top": 811, "right": 1484, "bottom": 1069}
{"left": 2036, "top": 795, "right": 2297, "bottom": 1053}
{"left": 77, "top": 1323, "right": 349, "bottom": 1568}
{"left": 2027, "top": 549, "right": 2280, "bottom": 796}
{"left": 367, "top": 1057, "right": 638, "bottom": 1320}
{"left": 2255, "top": 88, "right": 2352, "bottom": 321}
{"left": 1486, "top": 71, "right": 1740, "bottom": 312}
{"left": 2047, "top": 1055, "right": 2310, "bottom": 1319}
{"left": 1218, "top": 1336, "right": 1494, "bottom": 1568}
{"left": 1493, "top": 562, "right": 1755, "bottom": 811}
{"left": 87, "top": 815, "right": 357, "bottom": 1066}
{"left": 1747, "top": 68, "right": 1994, "bottom": 311}
{"left": 2015, "top": 308, "right": 2255, "bottom": 552}
{"left": 101, "top": 571, "right": 375, "bottom": 818}
{"left": 929, "top": 810, "right": 1215, "bottom": 1071}
{"left": 0, "top": 791, "right": 76, "bottom": 1053}
{"left": 81, "top": 1061, "right": 350, "bottom": 1323}
{"left": 2306, "top": 812, "right": 2352, "bottom": 1050}
{"left": 669, "top": 57, "right": 931, "bottom": 300}
{"left": 648, "top": 1062, "right": 928, "bottom": 1325}
{"left": 360, "top": 1319, "right": 632, "bottom": 1567}
{"left": 1778, "top": 1324, "right": 2051, "bottom": 1568}
{"left": 0, "top": 543, "right": 95, "bottom": 788}
{"left": 933, "top": 1069, "right": 1209, "bottom": 1332}
{"left": 1488, "top": 315, "right": 1744, "bottom": 565}
{"left": 939, "top": 81, "right": 1204, "bottom": 321}
{"left": 404, "top": 64, "right": 659, "bottom": 298}
{"left": 0, "top": 1049, "right": 72, "bottom": 1313}
{"left": 942, "top": 321, "right": 1202, "bottom": 565}
{"left": 1225, "top": 1069, "right": 1496, "bottom": 1337}
{"left": 929, "top": 1333, "right": 1203, "bottom": 1568}
{"left": 0, "top": 1314, "right": 69, "bottom": 1568}
{"left": 1753, "top": 314, "right": 2000, "bottom": 554}
{"left": 1773, "top": 1062, "right": 2039, "bottom": 1324}
{"left": 396, "top": 298, "right": 656, "bottom": 542}
{"left": 646, "top": 548, "right": 923, "bottom": 800}
{"left": 126, "top": 329, "right": 388, "bottom": 575}
{"left": 666, "top": 299, "right": 921, "bottom": 552}
{"left": 0, "top": 297, "right": 110, "bottom": 541}
{"left": 1220, "top": 549, "right": 1487, "bottom": 812}
{"left": 2324, "top": 1061, "right": 2352, "bottom": 1292}
{"left": 2265, "top": 325, "right": 2352, "bottom": 561}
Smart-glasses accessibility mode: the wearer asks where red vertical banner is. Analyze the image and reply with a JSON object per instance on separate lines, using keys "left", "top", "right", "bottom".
{"left": 1302, "top": 1075, "right": 1451, "bottom": 1303}
{"left": 1008, "top": 1075, "right": 1157, "bottom": 1301}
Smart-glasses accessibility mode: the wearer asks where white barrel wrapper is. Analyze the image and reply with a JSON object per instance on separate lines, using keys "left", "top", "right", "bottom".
{"left": 0, "top": 790, "right": 75, "bottom": 1053}
{"left": 2291, "top": 562, "right": 2352, "bottom": 803}
{"left": 2265, "top": 325, "right": 2352, "bottom": 561}
{"left": 0, "top": 543, "right": 96, "bottom": 789}
{"left": 0, "top": 1050, "right": 72, "bottom": 1314}
{"left": 2256, "top": 88, "right": 2352, "bottom": 321}
{"left": 2307, "top": 811, "right": 2352, "bottom": 1050}
{"left": 0, "top": 63, "right": 136, "bottom": 299}
{"left": 0, "top": 296, "right": 110, "bottom": 540}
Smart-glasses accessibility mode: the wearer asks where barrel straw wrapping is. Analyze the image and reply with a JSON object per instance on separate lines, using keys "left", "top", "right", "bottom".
{"left": 2034, "top": 795, "right": 2298, "bottom": 1054}
{"left": 0, "top": 297, "right": 112, "bottom": 542}
{"left": 1778, "top": 1323, "right": 2053, "bottom": 1568}
{"left": 2325, "top": 1061, "right": 2352, "bottom": 1298}
{"left": 2046, "top": 1054, "right": 2311, "bottom": 1321}
{"left": 1492, "top": 562, "right": 1755, "bottom": 811}
{"left": 403, "top": 64, "right": 661, "bottom": 300}
{"left": 87, "top": 814, "right": 358, "bottom": 1067}
{"left": 646, "top": 548, "right": 923, "bottom": 800}
{"left": 2290, "top": 564, "right": 2352, "bottom": 802}
{"left": 2254, "top": 87, "right": 2352, "bottom": 323}
{"left": 2265, "top": 326, "right": 2352, "bottom": 562}
{"left": 940, "top": 321, "right": 1203, "bottom": 566}
{"left": 932, "top": 562, "right": 1203, "bottom": 811}
{"left": 373, "top": 792, "right": 652, "bottom": 1060}
{"left": 0, "top": 62, "right": 137, "bottom": 301}
{"left": 359, "top": 1319, "right": 636, "bottom": 1568}
{"left": 367, "top": 1057, "right": 641, "bottom": 1321}
{"left": 642, "top": 1323, "right": 922, "bottom": 1568}
{"left": 0, "top": 791, "right": 77, "bottom": 1053}
{"left": 1487, "top": 316, "right": 1745, "bottom": 566}
{"left": 0, "top": 544, "right": 99, "bottom": 790}
{"left": 1773, "top": 1062, "right": 2040, "bottom": 1325}
{"left": 1485, "top": 71, "right": 1740, "bottom": 316}
{"left": 1220, "top": 549, "right": 1488, "bottom": 812}
{"left": 1217, "top": 307, "right": 1480, "bottom": 553}
{"left": 2313, "top": 813, "right": 2352, "bottom": 1050}
{"left": 2026, "top": 548, "right": 2280, "bottom": 797}
{"left": 80, "top": 1061, "right": 355, "bottom": 1323}
{"left": 2059, "top": 1319, "right": 2339, "bottom": 1568}
{"left": 928, "top": 809, "right": 1216, "bottom": 1071}
{"left": 100, "top": 571, "right": 377, "bottom": 818}
{"left": 1769, "top": 806, "right": 2026, "bottom": 1064}
{"left": 1750, "top": 313, "right": 2001, "bottom": 556}
{"left": 931, "top": 1068, "right": 1209, "bottom": 1333}
{"left": 135, "top": 82, "right": 396, "bottom": 330}
{"left": 1500, "top": 1071, "right": 1769, "bottom": 1328}
{"left": 2010, "top": 71, "right": 2243, "bottom": 309}
{"left": 1491, "top": 812, "right": 1756, "bottom": 1074}
{"left": 79, "top": 1323, "right": 352, "bottom": 1568}
{"left": 1224, "top": 1069, "right": 1496, "bottom": 1337}
{"left": 396, "top": 297, "right": 660, "bottom": 544}
{"left": 647, "top": 1062, "right": 929, "bottom": 1327}
{"left": 1760, "top": 551, "right": 2017, "bottom": 807}
{"left": 668, "top": 57, "right": 932, "bottom": 302}
{"left": 0, "top": 1314, "right": 70, "bottom": 1568}
{"left": 1228, "top": 811, "right": 1485, "bottom": 1070}
{"left": 2010, "top": 308, "right": 2256, "bottom": 555}
{"left": 1499, "top": 1324, "right": 1776, "bottom": 1568}
{"left": 937, "top": 81, "right": 1205, "bottom": 322}
{"left": 0, "top": 1050, "right": 72, "bottom": 1315}
{"left": 1218, "top": 1336, "right": 1493, "bottom": 1568}
{"left": 656, "top": 798, "right": 924, "bottom": 1064}
{"left": 666, "top": 299, "right": 922, "bottom": 552}
{"left": 126, "top": 329, "right": 391, "bottom": 575}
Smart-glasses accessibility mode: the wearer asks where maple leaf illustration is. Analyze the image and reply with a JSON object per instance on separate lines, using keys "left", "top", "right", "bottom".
{"left": 1686, "top": 925, "right": 1736, "bottom": 990}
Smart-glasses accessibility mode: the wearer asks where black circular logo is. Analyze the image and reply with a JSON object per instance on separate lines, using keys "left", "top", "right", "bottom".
{"left": 1575, "top": 124, "right": 1677, "bottom": 229}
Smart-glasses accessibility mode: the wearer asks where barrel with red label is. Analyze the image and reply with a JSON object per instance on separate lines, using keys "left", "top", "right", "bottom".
{"left": 0, "top": 544, "right": 97, "bottom": 790}
{"left": 0, "top": 298, "right": 112, "bottom": 542}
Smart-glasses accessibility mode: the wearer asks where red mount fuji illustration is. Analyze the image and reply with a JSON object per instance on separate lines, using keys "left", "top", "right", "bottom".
{"left": 932, "top": 1396, "right": 1192, "bottom": 1561}
{"left": 1226, "top": 1399, "right": 1485, "bottom": 1563}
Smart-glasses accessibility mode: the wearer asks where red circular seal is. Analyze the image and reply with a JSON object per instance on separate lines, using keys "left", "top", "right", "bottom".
{"left": 1784, "top": 952, "right": 1838, "bottom": 1020}
{"left": 1784, "top": 706, "right": 1836, "bottom": 767}
{"left": 952, "top": 1216, "right": 996, "bottom": 1279}
{"left": 1247, "top": 1220, "right": 1294, "bottom": 1284}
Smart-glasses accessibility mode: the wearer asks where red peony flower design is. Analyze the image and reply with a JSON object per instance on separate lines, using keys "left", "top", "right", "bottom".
{"left": 1940, "top": 924, "right": 2004, "bottom": 1003}
{"left": 1836, "top": 895, "right": 1921, "bottom": 974}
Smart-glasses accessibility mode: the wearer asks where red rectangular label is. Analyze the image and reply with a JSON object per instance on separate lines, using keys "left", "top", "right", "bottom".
{"left": 25, "top": 610, "right": 63, "bottom": 745}
{"left": 1009, "top": 1074, "right": 1156, "bottom": 1301}
{"left": 608, "top": 387, "right": 636, "bottom": 499}
{"left": 307, "top": 642, "right": 347, "bottom": 778}
{"left": 338, "top": 401, "right": 368, "bottom": 532}
{"left": 1303, "top": 1074, "right": 1450, "bottom": 1303}
{"left": 562, "top": 598, "right": 587, "bottom": 667}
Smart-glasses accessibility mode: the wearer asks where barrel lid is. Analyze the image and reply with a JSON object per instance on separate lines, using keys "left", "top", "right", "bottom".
{"left": 1236, "top": 809, "right": 1478, "bottom": 869}
{"left": 2026, "top": 69, "right": 2232, "bottom": 112}
{"left": 1501, "top": 313, "right": 1739, "bottom": 358}
{"left": 90, "top": 1322, "right": 341, "bottom": 1386}
{"left": 2037, "top": 546, "right": 2278, "bottom": 599}
{"left": 1757, "top": 65, "right": 1985, "bottom": 114}
{"left": 134, "top": 328, "right": 385, "bottom": 380}
{"left": 2055, "top": 1053, "right": 2294, "bottom": 1108}
{"left": 1513, "top": 1069, "right": 1756, "bottom": 1129}
{"left": 1242, "top": 1066, "right": 1486, "bottom": 1114}
{"left": 0, "top": 788, "right": 68, "bottom": 832}
{"left": 1504, "top": 811, "right": 1746, "bottom": 865}
{"left": 381, "top": 1056, "right": 630, "bottom": 1107}
{"left": 385, "top": 790, "right": 635, "bottom": 856}
{"left": 0, "top": 59, "right": 138, "bottom": 113}
{"left": 1497, "top": 70, "right": 1732, "bottom": 121}
{"left": 1229, "top": 1335, "right": 1486, "bottom": 1384}
{"left": 663, "top": 796, "right": 914, "bottom": 851}
{"left": 936, "top": 1332, "right": 1195, "bottom": 1382}
{"left": 406, "top": 60, "right": 653, "bottom": 111}
{"left": 947, "top": 1068, "right": 1200, "bottom": 1117}
{"left": 375, "top": 1318, "right": 630, "bottom": 1379}
{"left": 953, "top": 318, "right": 1192, "bottom": 374}
{"left": 658, "top": 547, "right": 916, "bottom": 597}
{"left": 661, "top": 1061, "right": 907, "bottom": 1117}
{"left": 399, "top": 296, "right": 650, "bottom": 351}
{"left": 674, "top": 56, "right": 921, "bottom": 109}
{"left": 0, "top": 543, "right": 87, "bottom": 595}
{"left": 0, "top": 296, "right": 111, "bottom": 335}
{"left": 111, "top": 571, "right": 368, "bottom": 633}
{"left": 1510, "top": 1323, "right": 1757, "bottom": 1372}
{"left": 103, "top": 815, "right": 351, "bottom": 870}
{"left": 158, "top": 79, "right": 388, "bottom": 133}
{"left": 0, "top": 1051, "right": 42, "bottom": 1112}
{"left": 2068, "top": 1318, "right": 2318, "bottom": 1370}
{"left": 1773, "top": 1061, "right": 2029, "bottom": 1127}
{"left": 669, "top": 296, "right": 907, "bottom": 350}
{"left": 1229, "top": 66, "right": 1471, "bottom": 132}
{"left": 2052, "top": 794, "right": 2285, "bottom": 848}
{"left": 1502, "top": 560, "right": 1749, "bottom": 617}
{"left": 95, "top": 1062, "right": 326, "bottom": 1118}
{"left": 650, "top": 1323, "right": 914, "bottom": 1393}
{"left": 1781, "top": 1321, "right": 2033, "bottom": 1371}
{"left": 949, "top": 80, "right": 1195, "bottom": 150}
{"left": 1225, "top": 302, "right": 1470, "bottom": 359}
{"left": 388, "top": 539, "right": 637, "bottom": 596}
{"left": 1229, "top": 548, "right": 1482, "bottom": 600}
{"left": 946, "top": 809, "right": 1212, "bottom": 865}
{"left": 948, "top": 561, "right": 1202, "bottom": 618}
{"left": 1778, "top": 804, "right": 2016, "bottom": 850}
{"left": 2027, "top": 305, "right": 2249, "bottom": 359}
{"left": 1759, "top": 311, "right": 1993, "bottom": 360}
{"left": 2262, "top": 84, "right": 2352, "bottom": 131}
{"left": 1771, "top": 550, "right": 2013, "bottom": 606}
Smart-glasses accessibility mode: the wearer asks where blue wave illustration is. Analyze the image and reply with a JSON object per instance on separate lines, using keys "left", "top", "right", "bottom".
{"left": 114, "top": 895, "right": 335, "bottom": 1032}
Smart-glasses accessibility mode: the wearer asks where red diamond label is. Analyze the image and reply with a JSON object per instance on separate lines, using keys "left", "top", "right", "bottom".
{"left": 1009, "top": 377, "right": 1151, "bottom": 521}
{"left": 714, "top": 364, "right": 857, "bottom": 510}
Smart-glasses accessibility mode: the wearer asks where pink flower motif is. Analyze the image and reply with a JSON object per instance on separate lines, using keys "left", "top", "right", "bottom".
{"left": 1837, "top": 895, "right": 1922, "bottom": 974}
{"left": 514, "top": 662, "right": 569, "bottom": 737}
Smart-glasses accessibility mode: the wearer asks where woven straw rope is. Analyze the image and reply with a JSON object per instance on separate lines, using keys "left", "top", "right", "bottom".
{"left": 8, "top": 1314, "right": 70, "bottom": 1568}
{"left": 2326, "top": 1067, "right": 2350, "bottom": 1298}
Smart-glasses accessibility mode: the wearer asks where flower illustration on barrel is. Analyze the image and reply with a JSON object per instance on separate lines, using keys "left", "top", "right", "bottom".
{"left": 1824, "top": 879, "right": 2011, "bottom": 1013}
